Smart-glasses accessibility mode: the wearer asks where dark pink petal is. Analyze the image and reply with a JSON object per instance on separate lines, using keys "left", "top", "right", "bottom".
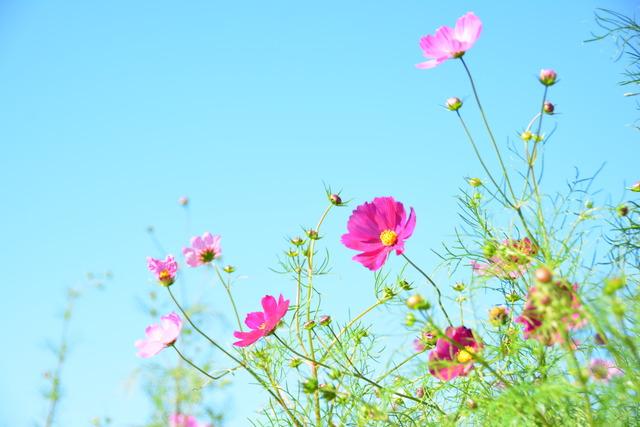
{"left": 233, "top": 329, "right": 265, "bottom": 347}
{"left": 398, "top": 207, "right": 416, "bottom": 241}
{"left": 353, "top": 247, "right": 391, "bottom": 271}
{"left": 244, "top": 311, "right": 265, "bottom": 330}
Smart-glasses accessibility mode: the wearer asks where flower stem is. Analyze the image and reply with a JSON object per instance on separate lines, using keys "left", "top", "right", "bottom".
{"left": 401, "top": 253, "right": 452, "bottom": 326}
{"left": 213, "top": 264, "right": 243, "bottom": 331}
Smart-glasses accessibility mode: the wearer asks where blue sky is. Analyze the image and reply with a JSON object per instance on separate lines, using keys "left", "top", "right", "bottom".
{"left": 1, "top": 0, "right": 639, "bottom": 425}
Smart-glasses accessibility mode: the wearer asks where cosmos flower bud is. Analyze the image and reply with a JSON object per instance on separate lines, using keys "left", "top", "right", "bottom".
{"left": 304, "top": 320, "right": 317, "bottom": 330}
{"left": 629, "top": 181, "right": 640, "bottom": 192}
{"left": 306, "top": 229, "right": 319, "bottom": 240}
{"left": 534, "top": 267, "right": 553, "bottom": 284}
{"left": 329, "top": 194, "right": 343, "bottom": 205}
{"left": 539, "top": 69, "right": 557, "bottom": 86}
{"left": 488, "top": 306, "right": 510, "bottom": 326}
{"left": 289, "top": 358, "right": 302, "bottom": 368}
{"left": 415, "top": 387, "right": 425, "bottom": 398}
{"left": 617, "top": 204, "right": 629, "bottom": 217}
{"left": 452, "top": 282, "right": 465, "bottom": 292}
{"left": 482, "top": 241, "right": 497, "bottom": 258}
{"left": 290, "top": 236, "right": 305, "bottom": 246}
{"left": 398, "top": 279, "right": 412, "bottom": 290}
{"left": 520, "top": 130, "right": 533, "bottom": 141}
{"left": 319, "top": 315, "right": 332, "bottom": 326}
{"left": 405, "top": 312, "right": 416, "bottom": 327}
{"left": 445, "top": 97, "right": 463, "bottom": 111}
{"left": 406, "top": 294, "right": 430, "bottom": 310}
{"left": 468, "top": 177, "right": 482, "bottom": 187}
{"left": 603, "top": 277, "right": 625, "bottom": 295}
{"left": 543, "top": 101, "right": 555, "bottom": 114}
{"left": 467, "top": 399, "right": 478, "bottom": 409}
{"left": 223, "top": 265, "right": 236, "bottom": 273}
{"left": 178, "top": 196, "right": 189, "bottom": 206}
{"left": 505, "top": 292, "right": 521, "bottom": 303}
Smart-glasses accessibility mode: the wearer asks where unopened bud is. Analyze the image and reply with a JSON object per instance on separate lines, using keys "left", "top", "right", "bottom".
{"left": 534, "top": 267, "right": 553, "bottom": 283}
{"left": 445, "top": 97, "right": 463, "bottom": 111}
{"left": 629, "top": 181, "right": 640, "bottom": 192}
{"left": 405, "top": 312, "right": 416, "bottom": 327}
{"left": 406, "top": 294, "right": 430, "bottom": 310}
{"left": 289, "top": 358, "right": 302, "bottom": 368}
{"left": 489, "top": 306, "right": 510, "bottom": 326}
{"left": 543, "top": 101, "right": 554, "bottom": 114}
{"left": 617, "top": 204, "right": 629, "bottom": 217}
{"left": 304, "top": 320, "right": 316, "bottom": 330}
{"left": 505, "top": 292, "right": 521, "bottom": 303}
{"left": 415, "top": 387, "right": 425, "bottom": 398}
{"left": 521, "top": 130, "right": 533, "bottom": 141}
{"left": 604, "top": 276, "right": 625, "bottom": 295}
{"left": 319, "top": 315, "right": 332, "bottom": 326}
{"left": 329, "top": 194, "right": 343, "bottom": 206}
{"left": 290, "top": 236, "right": 305, "bottom": 246}
{"left": 306, "top": 229, "right": 319, "bottom": 240}
{"left": 539, "top": 69, "right": 557, "bottom": 86}
{"left": 467, "top": 399, "right": 478, "bottom": 409}
{"left": 178, "top": 196, "right": 189, "bottom": 206}
{"left": 223, "top": 265, "right": 236, "bottom": 273}
{"left": 452, "top": 282, "right": 465, "bottom": 292}
{"left": 468, "top": 177, "right": 482, "bottom": 187}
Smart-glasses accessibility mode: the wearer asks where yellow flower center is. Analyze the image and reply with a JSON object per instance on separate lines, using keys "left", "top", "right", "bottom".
{"left": 159, "top": 270, "right": 171, "bottom": 281}
{"left": 456, "top": 346, "right": 476, "bottom": 363}
{"left": 380, "top": 229, "right": 398, "bottom": 246}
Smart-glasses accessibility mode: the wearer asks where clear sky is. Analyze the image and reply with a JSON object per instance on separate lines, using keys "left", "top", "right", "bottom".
{"left": 1, "top": 0, "right": 639, "bottom": 425}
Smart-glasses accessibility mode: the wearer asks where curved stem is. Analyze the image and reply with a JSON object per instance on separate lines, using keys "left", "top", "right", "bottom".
{"left": 166, "top": 287, "right": 303, "bottom": 426}
{"left": 213, "top": 264, "right": 243, "bottom": 331}
{"left": 401, "top": 254, "right": 452, "bottom": 326}
{"left": 172, "top": 345, "right": 233, "bottom": 381}
{"left": 459, "top": 56, "right": 517, "bottom": 202}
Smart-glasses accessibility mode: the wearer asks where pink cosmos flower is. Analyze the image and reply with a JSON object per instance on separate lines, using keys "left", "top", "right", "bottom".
{"left": 341, "top": 197, "right": 416, "bottom": 271}
{"left": 472, "top": 237, "right": 537, "bottom": 280}
{"left": 169, "top": 414, "right": 211, "bottom": 427}
{"left": 515, "top": 281, "right": 586, "bottom": 346}
{"left": 429, "top": 326, "right": 482, "bottom": 381}
{"left": 147, "top": 255, "right": 178, "bottom": 286}
{"left": 417, "top": 12, "right": 482, "bottom": 69}
{"left": 588, "top": 359, "right": 622, "bottom": 383}
{"left": 233, "top": 294, "right": 290, "bottom": 347}
{"left": 183, "top": 232, "right": 222, "bottom": 267}
{"left": 135, "top": 312, "right": 182, "bottom": 358}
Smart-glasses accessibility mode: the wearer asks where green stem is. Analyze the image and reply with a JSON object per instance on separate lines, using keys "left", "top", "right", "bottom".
{"left": 401, "top": 253, "right": 452, "bottom": 326}
{"left": 213, "top": 264, "right": 243, "bottom": 331}
{"left": 172, "top": 345, "right": 232, "bottom": 381}
{"left": 166, "top": 287, "right": 303, "bottom": 426}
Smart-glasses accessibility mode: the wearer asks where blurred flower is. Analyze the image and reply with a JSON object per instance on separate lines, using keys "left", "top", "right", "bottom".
{"left": 588, "top": 359, "right": 622, "bottom": 382}
{"left": 515, "top": 281, "right": 586, "bottom": 346}
{"left": 488, "top": 306, "right": 510, "bottom": 326}
{"left": 178, "top": 196, "right": 189, "bottom": 206}
{"left": 341, "top": 196, "right": 416, "bottom": 271}
{"left": 169, "top": 413, "right": 211, "bottom": 427}
{"left": 417, "top": 12, "right": 482, "bottom": 69}
{"left": 472, "top": 237, "right": 537, "bottom": 280}
{"left": 233, "top": 294, "right": 290, "bottom": 347}
{"left": 534, "top": 267, "right": 553, "bottom": 283}
{"left": 413, "top": 330, "right": 437, "bottom": 352}
{"left": 135, "top": 312, "right": 182, "bottom": 358}
{"left": 539, "top": 69, "right": 557, "bottom": 86}
{"left": 428, "top": 326, "right": 482, "bottom": 381}
{"left": 146, "top": 255, "right": 178, "bottom": 286}
{"left": 183, "top": 232, "right": 222, "bottom": 267}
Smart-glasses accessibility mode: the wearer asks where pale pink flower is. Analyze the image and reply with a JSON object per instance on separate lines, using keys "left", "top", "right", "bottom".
{"left": 146, "top": 255, "right": 178, "bottom": 286}
{"left": 589, "top": 359, "right": 622, "bottom": 382}
{"left": 135, "top": 312, "right": 182, "bottom": 358}
{"left": 417, "top": 12, "right": 482, "bottom": 69}
{"left": 169, "top": 413, "right": 211, "bottom": 427}
{"left": 183, "top": 232, "right": 222, "bottom": 267}
{"left": 233, "top": 294, "right": 290, "bottom": 347}
{"left": 341, "top": 197, "right": 416, "bottom": 271}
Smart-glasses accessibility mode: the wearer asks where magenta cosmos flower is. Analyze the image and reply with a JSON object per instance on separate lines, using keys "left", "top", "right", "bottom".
{"left": 233, "top": 294, "right": 290, "bottom": 347}
{"left": 147, "top": 255, "right": 178, "bottom": 286}
{"left": 341, "top": 197, "right": 416, "bottom": 271}
{"left": 135, "top": 312, "right": 182, "bottom": 358}
{"left": 588, "top": 359, "right": 622, "bottom": 383}
{"left": 416, "top": 12, "right": 482, "bottom": 69}
{"left": 183, "top": 232, "right": 222, "bottom": 267}
{"left": 515, "top": 281, "right": 586, "bottom": 346}
{"left": 428, "top": 326, "right": 482, "bottom": 381}
{"left": 169, "top": 414, "right": 211, "bottom": 427}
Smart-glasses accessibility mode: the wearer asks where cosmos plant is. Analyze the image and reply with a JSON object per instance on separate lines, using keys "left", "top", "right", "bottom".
{"left": 133, "top": 11, "right": 640, "bottom": 427}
